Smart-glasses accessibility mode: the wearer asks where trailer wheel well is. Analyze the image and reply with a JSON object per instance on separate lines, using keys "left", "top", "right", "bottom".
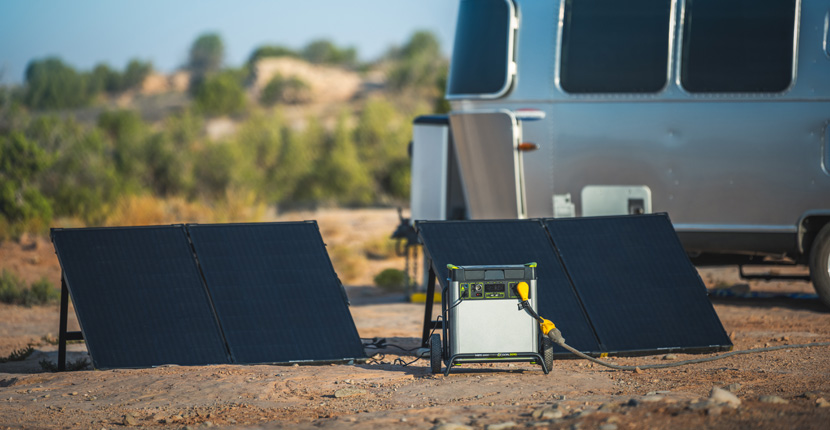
{"left": 801, "top": 216, "right": 830, "bottom": 261}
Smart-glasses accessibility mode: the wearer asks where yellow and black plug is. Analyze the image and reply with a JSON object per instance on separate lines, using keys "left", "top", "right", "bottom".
{"left": 515, "top": 281, "right": 565, "bottom": 345}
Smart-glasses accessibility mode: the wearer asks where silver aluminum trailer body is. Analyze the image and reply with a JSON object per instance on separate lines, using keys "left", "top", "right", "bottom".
{"left": 410, "top": 0, "right": 830, "bottom": 304}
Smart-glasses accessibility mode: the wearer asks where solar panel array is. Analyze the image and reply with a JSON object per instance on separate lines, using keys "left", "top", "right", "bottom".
{"left": 52, "top": 222, "right": 366, "bottom": 369}
{"left": 416, "top": 214, "right": 731, "bottom": 356}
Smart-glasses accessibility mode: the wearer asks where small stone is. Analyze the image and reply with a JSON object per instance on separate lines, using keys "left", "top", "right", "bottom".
{"left": 433, "top": 423, "right": 473, "bottom": 430}
{"left": 123, "top": 413, "right": 138, "bottom": 426}
{"left": 724, "top": 383, "right": 741, "bottom": 393}
{"left": 759, "top": 395, "right": 788, "bottom": 404}
{"left": 634, "top": 367, "right": 643, "bottom": 374}
{"left": 816, "top": 398, "right": 830, "bottom": 408}
{"left": 486, "top": 421, "right": 517, "bottom": 430}
{"left": 803, "top": 391, "right": 821, "bottom": 400}
{"left": 641, "top": 395, "right": 664, "bottom": 403}
{"left": 599, "top": 424, "right": 618, "bottom": 430}
{"left": 574, "top": 409, "right": 594, "bottom": 418}
{"left": 334, "top": 388, "right": 367, "bottom": 398}
{"left": 598, "top": 402, "right": 616, "bottom": 412}
{"left": 292, "top": 363, "right": 299, "bottom": 367}
{"left": 662, "top": 354, "right": 678, "bottom": 360}
{"left": 532, "top": 405, "right": 564, "bottom": 420}
{"left": 203, "top": 421, "right": 214, "bottom": 428}
{"left": 709, "top": 387, "right": 741, "bottom": 408}
{"left": 476, "top": 394, "right": 484, "bottom": 399}
{"left": 626, "top": 398, "right": 640, "bottom": 407}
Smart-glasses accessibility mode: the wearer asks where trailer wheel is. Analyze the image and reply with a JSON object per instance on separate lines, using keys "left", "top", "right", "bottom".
{"left": 541, "top": 337, "right": 554, "bottom": 375}
{"left": 810, "top": 224, "right": 830, "bottom": 308}
{"left": 429, "top": 333, "right": 442, "bottom": 374}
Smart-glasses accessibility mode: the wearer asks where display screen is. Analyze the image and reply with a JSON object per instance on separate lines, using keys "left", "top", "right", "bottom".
{"left": 484, "top": 283, "right": 505, "bottom": 292}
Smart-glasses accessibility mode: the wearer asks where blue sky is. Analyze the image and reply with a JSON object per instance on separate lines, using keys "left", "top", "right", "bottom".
{"left": 0, "top": 0, "right": 459, "bottom": 85}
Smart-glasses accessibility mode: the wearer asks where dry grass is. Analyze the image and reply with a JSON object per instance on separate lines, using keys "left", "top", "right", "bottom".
{"left": 104, "top": 192, "right": 266, "bottom": 227}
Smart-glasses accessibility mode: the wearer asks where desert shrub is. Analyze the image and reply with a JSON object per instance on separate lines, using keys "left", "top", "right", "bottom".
{"left": 0, "top": 271, "right": 59, "bottom": 306}
{"left": 364, "top": 235, "right": 398, "bottom": 260}
{"left": 374, "top": 268, "right": 407, "bottom": 292}
{"left": 38, "top": 129, "right": 121, "bottom": 224}
{"left": 260, "top": 74, "right": 310, "bottom": 106}
{"left": 193, "top": 71, "right": 247, "bottom": 116}
{"left": 29, "top": 278, "right": 59, "bottom": 305}
{"left": 328, "top": 244, "right": 365, "bottom": 285}
{"left": 192, "top": 143, "right": 237, "bottom": 199}
{"left": 39, "top": 357, "right": 89, "bottom": 372}
{"left": 0, "top": 346, "right": 34, "bottom": 363}
{"left": 0, "top": 269, "right": 26, "bottom": 304}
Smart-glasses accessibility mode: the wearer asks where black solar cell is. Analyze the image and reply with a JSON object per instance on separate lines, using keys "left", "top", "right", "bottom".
{"left": 543, "top": 214, "right": 732, "bottom": 354}
{"left": 187, "top": 222, "right": 366, "bottom": 364}
{"left": 51, "top": 226, "right": 230, "bottom": 369}
{"left": 416, "top": 220, "right": 602, "bottom": 353}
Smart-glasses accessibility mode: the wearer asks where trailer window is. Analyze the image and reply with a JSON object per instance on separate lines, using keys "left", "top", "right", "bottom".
{"left": 559, "top": 0, "right": 671, "bottom": 94}
{"left": 680, "top": 0, "right": 796, "bottom": 93}
{"left": 447, "top": 0, "right": 515, "bottom": 98}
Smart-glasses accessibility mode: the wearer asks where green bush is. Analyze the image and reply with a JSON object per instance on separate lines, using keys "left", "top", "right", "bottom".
{"left": 260, "top": 74, "right": 310, "bottom": 106}
{"left": 0, "top": 270, "right": 56, "bottom": 306}
{"left": 373, "top": 268, "right": 407, "bottom": 292}
{"left": 193, "top": 71, "right": 247, "bottom": 116}
{"left": 248, "top": 45, "right": 299, "bottom": 65}
{"left": 0, "top": 269, "right": 26, "bottom": 304}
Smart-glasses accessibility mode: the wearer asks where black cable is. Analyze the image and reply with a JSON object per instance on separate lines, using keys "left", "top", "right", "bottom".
{"left": 553, "top": 338, "right": 830, "bottom": 371}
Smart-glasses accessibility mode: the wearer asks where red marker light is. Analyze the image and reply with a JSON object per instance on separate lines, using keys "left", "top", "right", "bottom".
{"left": 517, "top": 142, "right": 539, "bottom": 151}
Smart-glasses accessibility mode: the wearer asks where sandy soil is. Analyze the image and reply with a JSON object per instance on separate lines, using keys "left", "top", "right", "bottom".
{"left": 1, "top": 209, "right": 829, "bottom": 429}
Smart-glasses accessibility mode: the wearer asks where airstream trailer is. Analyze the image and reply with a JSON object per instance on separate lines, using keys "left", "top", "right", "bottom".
{"left": 408, "top": 0, "right": 830, "bottom": 306}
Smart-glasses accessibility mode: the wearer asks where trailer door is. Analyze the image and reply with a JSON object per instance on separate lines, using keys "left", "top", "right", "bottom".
{"left": 449, "top": 110, "right": 526, "bottom": 219}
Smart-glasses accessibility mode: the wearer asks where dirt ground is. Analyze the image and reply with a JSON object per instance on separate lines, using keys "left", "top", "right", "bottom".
{"left": 1, "top": 209, "right": 829, "bottom": 429}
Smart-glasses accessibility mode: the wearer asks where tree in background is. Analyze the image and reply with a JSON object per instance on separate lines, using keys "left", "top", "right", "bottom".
{"left": 386, "top": 31, "right": 447, "bottom": 93}
{"left": 23, "top": 58, "right": 90, "bottom": 110}
{"left": 247, "top": 45, "right": 299, "bottom": 65}
{"left": 302, "top": 39, "right": 358, "bottom": 68}
{"left": 188, "top": 33, "right": 225, "bottom": 77}
{"left": 121, "top": 59, "right": 153, "bottom": 91}
{"left": 0, "top": 132, "right": 52, "bottom": 236}
{"left": 305, "top": 113, "right": 374, "bottom": 205}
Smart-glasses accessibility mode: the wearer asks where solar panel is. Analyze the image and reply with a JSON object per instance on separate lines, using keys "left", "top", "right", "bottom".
{"left": 543, "top": 214, "right": 732, "bottom": 354}
{"left": 416, "top": 220, "right": 602, "bottom": 353}
{"left": 51, "top": 226, "right": 230, "bottom": 369}
{"left": 186, "top": 222, "right": 366, "bottom": 364}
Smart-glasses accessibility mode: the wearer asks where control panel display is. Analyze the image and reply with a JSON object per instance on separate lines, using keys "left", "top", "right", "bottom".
{"left": 459, "top": 281, "right": 525, "bottom": 300}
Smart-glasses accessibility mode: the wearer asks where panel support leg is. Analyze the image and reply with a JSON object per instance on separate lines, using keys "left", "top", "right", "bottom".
{"left": 58, "top": 276, "right": 69, "bottom": 371}
{"left": 421, "top": 266, "right": 437, "bottom": 347}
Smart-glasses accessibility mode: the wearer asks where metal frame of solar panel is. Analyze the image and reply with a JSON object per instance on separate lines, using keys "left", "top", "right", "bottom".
{"left": 542, "top": 214, "right": 731, "bottom": 355}
{"left": 415, "top": 219, "right": 602, "bottom": 355}
{"left": 186, "top": 222, "right": 366, "bottom": 365}
{"left": 416, "top": 215, "right": 732, "bottom": 357}
{"left": 51, "top": 226, "right": 230, "bottom": 369}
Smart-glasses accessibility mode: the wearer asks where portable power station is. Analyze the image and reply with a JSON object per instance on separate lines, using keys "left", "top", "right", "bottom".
{"left": 429, "top": 263, "right": 553, "bottom": 375}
